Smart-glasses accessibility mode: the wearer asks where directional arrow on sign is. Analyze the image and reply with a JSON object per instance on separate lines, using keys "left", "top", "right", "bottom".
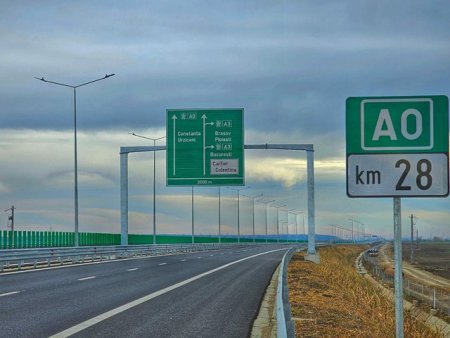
{"left": 202, "top": 114, "right": 215, "bottom": 175}
{"left": 171, "top": 115, "right": 177, "bottom": 176}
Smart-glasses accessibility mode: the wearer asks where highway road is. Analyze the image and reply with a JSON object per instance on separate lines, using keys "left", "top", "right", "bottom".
{"left": 0, "top": 245, "right": 297, "bottom": 338}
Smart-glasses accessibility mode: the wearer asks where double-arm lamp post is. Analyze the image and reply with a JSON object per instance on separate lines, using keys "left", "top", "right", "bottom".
{"left": 130, "top": 133, "right": 166, "bottom": 244}
{"left": 242, "top": 193, "right": 263, "bottom": 243}
{"left": 228, "top": 186, "right": 250, "bottom": 243}
{"left": 35, "top": 74, "right": 115, "bottom": 246}
{"left": 271, "top": 203, "right": 286, "bottom": 243}
{"left": 258, "top": 199, "right": 275, "bottom": 243}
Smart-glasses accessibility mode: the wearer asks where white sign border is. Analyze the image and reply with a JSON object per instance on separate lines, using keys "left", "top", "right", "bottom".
{"left": 360, "top": 98, "right": 434, "bottom": 151}
{"left": 346, "top": 153, "right": 449, "bottom": 198}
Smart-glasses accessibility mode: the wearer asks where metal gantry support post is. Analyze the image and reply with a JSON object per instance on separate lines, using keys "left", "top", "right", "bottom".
{"left": 120, "top": 152, "right": 129, "bottom": 245}
{"left": 119, "top": 145, "right": 165, "bottom": 246}
{"left": 306, "top": 149, "right": 316, "bottom": 257}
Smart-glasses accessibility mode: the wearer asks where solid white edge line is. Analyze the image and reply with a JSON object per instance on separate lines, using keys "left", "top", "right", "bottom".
{"left": 48, "top": 248, "right": 286, "bottom": 338}
{"left": 0, "top": 291, "right": 21, "bottom": 297}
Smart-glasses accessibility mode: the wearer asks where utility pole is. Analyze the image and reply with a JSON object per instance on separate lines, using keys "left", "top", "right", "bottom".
{"left": 5, "top": 205, "right": 15, "bottom": 248}
{"left": 416, "top": 228, "right": 419, "bottom": 249}
{"left": 410, "top": 214, "right": 417, "bottom": 264}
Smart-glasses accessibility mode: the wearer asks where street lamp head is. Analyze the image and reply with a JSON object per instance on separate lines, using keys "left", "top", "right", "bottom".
{"left": 227, "top": 185, "right": 250, "bottom": 192}
{"left": 105, "top": 73, "right": 115, "bottom": 78}
{"left": 270, "top": 202, "right": 286, "bottom": 208}
{"left": 257, "top": 198, "right": 275, "bottom": 205}
{"left": 130, "top": 132, "right": 166, "bottom": 142}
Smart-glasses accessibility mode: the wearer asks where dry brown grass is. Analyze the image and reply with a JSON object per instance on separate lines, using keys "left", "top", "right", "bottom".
{"left": 288, "top": 245, "right": 441, "bottom": 337}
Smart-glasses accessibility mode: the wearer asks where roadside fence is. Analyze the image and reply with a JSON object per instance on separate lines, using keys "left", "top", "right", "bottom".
{"left": 362, "top": 253, "right": 450, "bottom": 317}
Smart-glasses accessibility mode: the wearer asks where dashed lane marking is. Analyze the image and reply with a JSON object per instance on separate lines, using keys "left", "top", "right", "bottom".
{"left": 0, "top": 291, "right": 21, "bottom": 297}
{"left": 78, "top": 276, "right": 96, "bottom": 281}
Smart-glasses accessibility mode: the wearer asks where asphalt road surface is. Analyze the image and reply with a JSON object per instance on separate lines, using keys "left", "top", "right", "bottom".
{"left": 0, "top": 245, "right": 294, "bottom": 338}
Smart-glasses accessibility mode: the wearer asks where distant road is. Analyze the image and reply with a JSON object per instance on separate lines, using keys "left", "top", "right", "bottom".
{"left": 0, "top": 245, "right": 297, "bottom": 338}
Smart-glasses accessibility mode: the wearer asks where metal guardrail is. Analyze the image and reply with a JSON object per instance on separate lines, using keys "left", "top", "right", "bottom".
{"left": 0, "top": 243, "right": 260, "bottom": 272}
{"left": 276, "top": 246, "right": 301, "bottom": 338}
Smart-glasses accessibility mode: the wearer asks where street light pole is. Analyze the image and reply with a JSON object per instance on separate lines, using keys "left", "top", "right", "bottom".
{"left": 291, "top": 211, "right": 302, "bottom": 242}
{"left": 228, "top": 186, "right": 249, "bottom": 243}
{"left": 36, "top": 74, "right": 115, "bottom": 246}
{"left": 243, "top": 194, "right": 263, "bottom": 243}
{"left": 282, "top": 208, "right": 294, "bottom": 242}
{"left": 130, "top": 133, "right": 165, "bottom": 245}
{"left": 271, "top": 204, "right": 286, "bottom": 243}
{"left": 258, "top": 199, "right": 274, "bottom": 243}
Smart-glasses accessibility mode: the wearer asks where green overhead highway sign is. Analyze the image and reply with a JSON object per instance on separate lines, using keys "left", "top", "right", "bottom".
{"left": 166, "top": 108, "right": 244, "bottom": 186}
{"left": 346, "top": 96, "right": 449, "bottom": 197}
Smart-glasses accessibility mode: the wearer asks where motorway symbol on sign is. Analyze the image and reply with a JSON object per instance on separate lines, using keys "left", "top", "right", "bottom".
{"left": 346, "top": 96, "right": 449, "bottom": 197}
{"left": 166, "top": 109, "right": 244, "bottom": 186}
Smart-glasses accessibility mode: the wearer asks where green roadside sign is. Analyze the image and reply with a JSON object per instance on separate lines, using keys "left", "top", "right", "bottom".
{"left": 166, "top": 108, "right": 244, "bottom": 186}
{"left": 346, "top": 96, "right": 449, "bottom": 197}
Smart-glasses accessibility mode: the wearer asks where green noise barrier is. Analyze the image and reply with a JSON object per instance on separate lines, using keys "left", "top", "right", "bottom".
{"left": 0, "top": 230, "right": 287, "bottom": 249}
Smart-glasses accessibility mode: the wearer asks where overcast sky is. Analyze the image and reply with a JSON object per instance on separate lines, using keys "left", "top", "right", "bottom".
{"left": 0, "top": 1, "right": 449, "bottom": 239}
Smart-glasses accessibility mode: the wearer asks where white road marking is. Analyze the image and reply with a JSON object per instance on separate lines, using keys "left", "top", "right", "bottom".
{"left": 78, "top": 276, "right": 96, "bottom": 281}
{"left": 127, "top": 268, "right": 139, "bottom": 271}
{"left": 0, "top": 291, "right": 21, "bottom": 297}
{"left": 197, "top": 256, "right": 202, "bottom": 259}
{"left": 49, "top": 248, "right": 286, "bottom": 338}
{"left": 209, "top": 254, "right": 214, "bottom": 257}
{"left": 0, "top": 253, "right": 175, "bottom": 276}
{"left": 180, "top": 259, "right": 186, "bottom": 262}
{"left": 158, "top": 263, "right": 167, "bottom": 266}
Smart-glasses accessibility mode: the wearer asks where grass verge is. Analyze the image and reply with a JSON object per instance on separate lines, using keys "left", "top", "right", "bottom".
{"left": 288, "top": 245, "right": 441, "bottom": 337}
